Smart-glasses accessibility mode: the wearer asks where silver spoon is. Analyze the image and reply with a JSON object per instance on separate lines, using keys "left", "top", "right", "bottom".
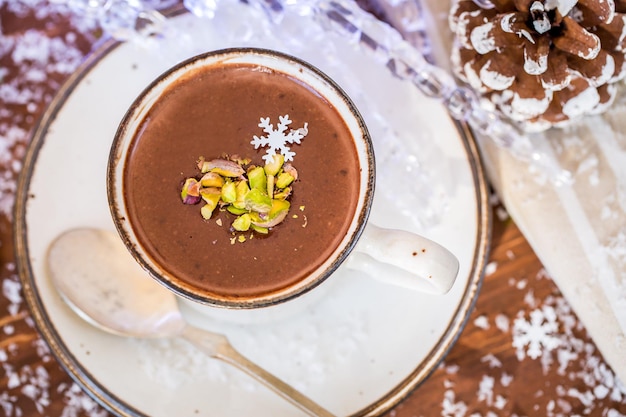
{"left": 46, "top": 227, "right": 335, "bottom": 417}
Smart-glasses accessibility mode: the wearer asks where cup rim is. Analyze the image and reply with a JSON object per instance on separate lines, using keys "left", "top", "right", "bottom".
{"left": 107, "top": 47, "right": 375, "bottom": 309}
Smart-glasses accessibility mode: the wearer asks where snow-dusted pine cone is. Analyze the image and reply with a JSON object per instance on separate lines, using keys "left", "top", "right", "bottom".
{"left": 449, "top": 0, "right": 626, "bottom": 131}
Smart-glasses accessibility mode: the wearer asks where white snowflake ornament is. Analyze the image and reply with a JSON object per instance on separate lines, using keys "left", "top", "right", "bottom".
{"left": 250, "top": 115, "right": 308, "bottom": 163}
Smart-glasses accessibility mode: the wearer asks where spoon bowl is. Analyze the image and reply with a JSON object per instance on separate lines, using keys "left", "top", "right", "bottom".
{"left": 47, "top": 228, "right": 185, "bottom": 338}
{"left": 46, "top": 227, "right": 334, "bottom": 417}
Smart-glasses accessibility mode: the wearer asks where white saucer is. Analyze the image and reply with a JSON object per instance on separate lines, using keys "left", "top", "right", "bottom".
{"left": 15, "top": 4, "right": 490, "bottom": 416}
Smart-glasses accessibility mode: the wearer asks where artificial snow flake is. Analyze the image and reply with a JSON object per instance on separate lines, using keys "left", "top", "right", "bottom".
{"left": 250, "top": 115, "right": 308, "bottom": 163}
{"left": 474, "top": 315, "right": 490, "bottom": 330}
{"left": 481, "top": 353, "right": 502, "bottom": 368}
{"left": 512, "top": 306, "right": 561, "bottom": 360}
{"left": 477, "top": 375, "right": 495, "bottom": 405}
{"left": 442, "top": 389, "right": 468, "bottom": 417}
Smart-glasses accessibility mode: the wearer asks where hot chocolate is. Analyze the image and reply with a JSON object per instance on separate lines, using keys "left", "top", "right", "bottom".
{"left": 121, "top": 58, "right": 362, "bottom": 303}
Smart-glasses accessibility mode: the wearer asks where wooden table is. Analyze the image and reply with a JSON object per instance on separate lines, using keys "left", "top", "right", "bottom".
{"left": 1, "top": 2, "right": 625, "bottom": 416}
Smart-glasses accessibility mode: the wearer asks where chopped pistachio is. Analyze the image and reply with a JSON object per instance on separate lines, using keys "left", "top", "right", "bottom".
{"left": 227, "top": 205, "right": 248, "bottom": 215}
{"left": 206, "top": 158, "right": 245, "bottom": 177}
{"left": 221, "top": 181, "right": 237, "bottom": 204}
{"left": 264, "top": 154, "right": 284, "bottom": 176}
{"left": 251, "top": 199, "right": 290, "bottom": 227}
{"left": 181, "top": 178, "right": 201, "bottom": 204}
{"left": 199, "top": 188, "right": 221, "bottom": 219}
{"left": 200, "top": 203, "right": 216, "bottom": 219}
{"left": 266, "top": 173, "right": 276, "bottom": 199}
{"left": 273, "top": 186, "right": 291, "bottom": 200}
{"left": 200, "top": 187, "right": 221, "bottom": 206}
{"left": 238, "top": 235, "right": 247, "bottom": 243}
{"left": 197, "top": 156, "right": 209, "bottom": 173}
{"left": 232, "top": 180, "right": 250, "bottom": 209}
{"left": 264, "top": 154, "right": 284, "bottom": 198}
{"left": 276, "top": 172, "right": 295, "bottom": 189}
{"left": 283, "top": 163, "right": 298, "bottom": 180}
{"left": 230, "top": 154, "right": 251, "bottom": 166}
{"left": 251, "top": 224, "right": 269, "bottom": 234}
{"left": 248, "top": 166, "right": 267, "bottom": 191}
{"left": 232, "top": 213, "right": 252, "bottom": 231}
{"left": 244, "top": 188, "right": 272, "bottom": 214}
{"left": 270, "top": 199, "right": 290, "bottom": 217}
{"left": 200, "top": 172, "right": 224, "bottom": 188}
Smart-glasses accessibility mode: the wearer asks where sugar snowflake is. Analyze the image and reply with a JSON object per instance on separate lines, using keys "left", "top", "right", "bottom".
{"left": 250, "top": 115, "right": 308, "bottom": 163}
{"left": 512, "top": 305, "right": 561, "bottom": 360}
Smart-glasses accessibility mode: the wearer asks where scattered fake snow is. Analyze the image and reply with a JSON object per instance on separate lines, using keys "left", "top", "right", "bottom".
{"left": 494, "top": 314, "right": 510, "bottom": 332}
{"left": 0, "top": 3, "right": 110, "bottom": 416}
{"left": 439, "top": 265, "right": 626, "bottom": 416}
{"left": 484, "top": 261, "right": 497, "bottom": 276}
{"left": 474, "top": 315, "right": 490, "bottom": 330}
{"left": 0, "top": 4, "right": 84, "bottom": 220}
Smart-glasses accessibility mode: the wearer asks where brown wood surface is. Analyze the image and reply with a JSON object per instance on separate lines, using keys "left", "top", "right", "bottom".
{"left": 1, "top": 2, "right": 625, "bottom": 416}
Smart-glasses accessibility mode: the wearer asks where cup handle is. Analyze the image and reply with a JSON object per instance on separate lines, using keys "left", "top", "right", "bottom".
{"left": 347, "top": 223, "right": 460, "bottom": 294}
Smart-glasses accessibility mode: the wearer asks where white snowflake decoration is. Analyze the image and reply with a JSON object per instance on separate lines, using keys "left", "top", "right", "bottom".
{"left": 512, "top": 306, "right": 561, "bottom": 360}
{"left": 250, "top": 115, "right": 308, "bottom": 163}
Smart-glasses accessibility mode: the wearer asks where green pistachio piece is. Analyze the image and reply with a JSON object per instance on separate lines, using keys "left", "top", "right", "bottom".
{"left": 227, "top": 205, "right": 248, "bottom": 215}
{"left": 200, "top": 187, "right": 221, "bottom": 205}
{"left": 232, "top": 180, "right": 250, "bottom": 209}
{"left": 197, "top": 156, "right": 210, "bottom": 173}
{"left": 266, "top": 173, "right": 276, "bottom": 199}
{"left": 283, "top": 163, "right": 298, "bottom": 180}
{"left": 199, "top": 188, "right": 221, "bottom": 219}
{"left": 250, "top": 199, "right": 290, "bottom": 227}
{"left": 232, "top": 213, "right": 252, "bottom": 231}
{"left": 200, "top": 203, "right": 216, "bottom": 219}
{"left": 251, "top": 224, "right": 269, "bottom": 234}
{"left": 244, "top": 188, "right": 272, "bottom": 214}
{"left": 207, "top": 158, "right": 245, "bottom": 177}
{"left": 221, "top": 181, "right": 237, "bottom": 204}
{"left": 249, "top": 211, "right": 263, "bottom": 225}
{"left": 273, "top": 186, "right": 291, "bottom": 200}
{"left": 200, "top": 172, "right": 224, "bottom": 188}
{"left": 276, "top": 172, "right": 295, "bottom": 189}
{"left": 264, "top": 154, "right": 284, "bottom": 176}
{"left": 247, "top": 166, "right": 267, "bottom": 191}
{"left": 181, "top": 178, "right": 201, "bottom": 204}
{"left": 269, "top": 199, "right": 290, "bottom": 218}
{"left": 230, "top": 155, "right": 251, "bottom": 166}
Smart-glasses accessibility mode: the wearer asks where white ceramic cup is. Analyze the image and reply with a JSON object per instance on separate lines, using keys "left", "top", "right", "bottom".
{"left": 107, "top": 48, "right": 459, "bottom": 312}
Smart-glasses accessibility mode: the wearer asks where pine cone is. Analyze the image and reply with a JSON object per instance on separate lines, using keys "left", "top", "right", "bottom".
{"left": 449, "top": 0, "right": 626, "bottom": 131}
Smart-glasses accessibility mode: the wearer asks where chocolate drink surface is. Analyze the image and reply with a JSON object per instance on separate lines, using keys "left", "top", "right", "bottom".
{"left": 123, "top": 62, "right": 361, "bottom": 301}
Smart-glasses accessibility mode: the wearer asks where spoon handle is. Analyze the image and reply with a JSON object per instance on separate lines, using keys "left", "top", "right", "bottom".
{"left": 181, "top": 325, "right": 336, "bottom": 417}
